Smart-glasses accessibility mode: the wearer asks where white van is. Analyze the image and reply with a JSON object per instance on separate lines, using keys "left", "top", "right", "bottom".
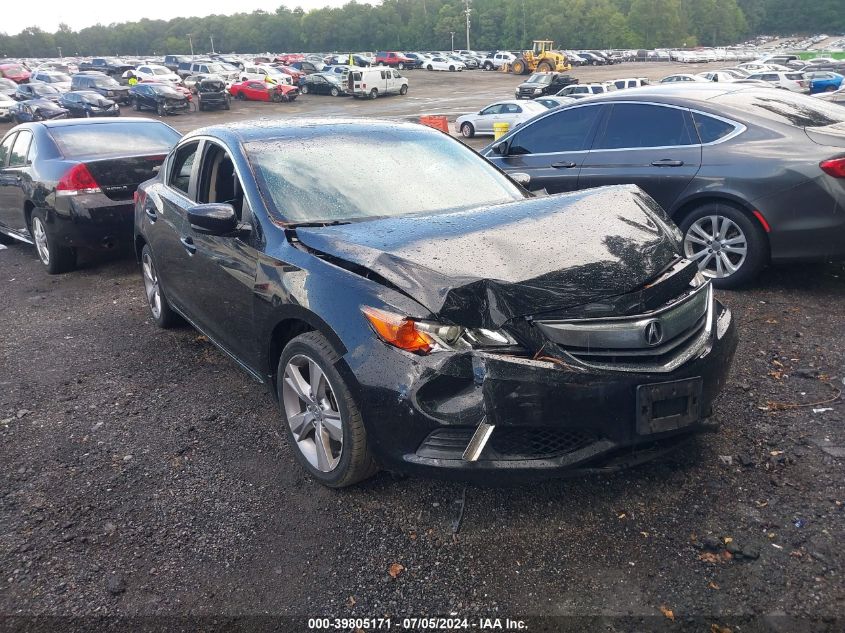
{"left": 348, "top": 68, "right": 409, "bottom": 99}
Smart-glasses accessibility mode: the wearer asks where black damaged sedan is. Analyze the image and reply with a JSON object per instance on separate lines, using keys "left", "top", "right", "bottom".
{"left": 133, "top": 120, "right": 737, "bottom": 487}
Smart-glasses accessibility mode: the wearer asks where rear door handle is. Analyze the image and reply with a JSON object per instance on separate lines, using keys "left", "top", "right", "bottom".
{"left": 551, "top": 161, "right": 577, "bottom": 169}
{"left": 651, "top": 159, "right": 684, "bottom": 167}
{"left": 145, "top": 208, "right": 157, "bottom": 222}
{"left": 180, "top": 236, "right": 196, "bottom": 254}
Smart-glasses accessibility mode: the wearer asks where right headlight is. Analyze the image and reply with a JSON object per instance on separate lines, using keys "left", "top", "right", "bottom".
{"left": 362, "top": 306, "right": 518, "bottom": 355}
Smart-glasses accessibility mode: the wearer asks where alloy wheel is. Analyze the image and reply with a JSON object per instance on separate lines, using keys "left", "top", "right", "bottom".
{"left": 32, "top": 216, "right": 50, "bottom": 265}
{"left": 683, "top": 214, "right": 748, "bottom": 279}
{"left": 282, "top": 354, "right": 344, "bottom": 473}
{"left": 141, "top": 251, "right": 162, "bottom": 319}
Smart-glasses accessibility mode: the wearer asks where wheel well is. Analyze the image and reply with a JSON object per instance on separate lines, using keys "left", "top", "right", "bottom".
{"left": 134, "top": 234, "right": 147, "bottom": 262}
{"left": 23, "top": 201, "right": 34, "bottom": 230}
{"left": 268, "top": 319, "right": 315, "bottom": 397}
{"left": 672, "top": 195, "right": 771, "bottom": 259}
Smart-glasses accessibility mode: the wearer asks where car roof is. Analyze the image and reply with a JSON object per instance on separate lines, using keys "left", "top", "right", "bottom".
{"left": 35, "top": 116, "right": 156, "bottom": 128}
{"left": 183, "top": 118, "right": 447, "bottom": 145}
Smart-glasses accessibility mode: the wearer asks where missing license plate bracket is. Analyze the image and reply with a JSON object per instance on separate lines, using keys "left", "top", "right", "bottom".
{"left": 637, "top": 377, "right": 703, "bottom": 435}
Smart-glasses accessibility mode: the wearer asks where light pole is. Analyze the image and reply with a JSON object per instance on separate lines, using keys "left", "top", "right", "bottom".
{"left": 210, "top": 34, "right": 215, "bottom": 53}
{"left": 57, "top": 46, "right": 63, "bottom": 59}
{"left": 464, "top": 0, "right": 472, "bottom": 51}
{"left": 187, "top": 33, "right": 194, "bottom": 56}
{"left": 450, "top": 32, "right": 455, "bottom": 51}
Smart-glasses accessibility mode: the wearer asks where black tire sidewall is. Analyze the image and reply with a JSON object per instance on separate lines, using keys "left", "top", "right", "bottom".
{"left": 31, "top": 209, "right": 75, "bottom": 274}
{"left": 277, "top": 332, "right": 371, "bottom": 487}
{"left": 679, "top": 202, "right": 768, "bottom": 289}
{"left": 461, "top": 122, "right": 474, "bottom": 137}
{"left": 140, "top": 244, "right": 179, "bottom": 328}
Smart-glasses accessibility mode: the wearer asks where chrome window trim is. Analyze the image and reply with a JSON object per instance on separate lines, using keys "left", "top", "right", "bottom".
{"left": 487, "top": 100, "right": 746, "bottom": 158}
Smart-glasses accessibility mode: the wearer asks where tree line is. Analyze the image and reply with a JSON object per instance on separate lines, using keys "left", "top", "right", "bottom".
{"left": 1, "top": 0, "right": 842, "bottom": 58}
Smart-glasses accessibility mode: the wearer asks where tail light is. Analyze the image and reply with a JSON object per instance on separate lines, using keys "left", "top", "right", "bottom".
{"left": 820, "top": 158, "right": 845, "bottom": 178}
{"left": 56, "top": 163, "right": 101, "bottom": 195}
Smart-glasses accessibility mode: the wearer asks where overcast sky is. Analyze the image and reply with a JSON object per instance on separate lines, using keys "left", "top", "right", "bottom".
{"left": 4, "top": 1, "right": 359, "bottom": 35}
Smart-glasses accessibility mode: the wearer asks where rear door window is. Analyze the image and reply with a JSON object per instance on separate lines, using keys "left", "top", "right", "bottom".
{"left": 509, "top": 104, "right": 603, "bottom": 154}
{"left": 691, "top": 112, "right": 737, "bottom": 143}
{"left": 0, "top": 134, "right": 16, "bottom": 167}
{"left": 9, "top": 131, "right": 32, "bottom": 167}
{"left": 593, "top": 103, "right": 696, "bottom": 150}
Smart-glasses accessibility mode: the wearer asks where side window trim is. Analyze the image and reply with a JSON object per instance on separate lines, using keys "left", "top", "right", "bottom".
{"left": 9, "top": 130, "right": 33, "bottom": 168}
{"left": 0, "top": 133, "right": 18, "bottom": 168}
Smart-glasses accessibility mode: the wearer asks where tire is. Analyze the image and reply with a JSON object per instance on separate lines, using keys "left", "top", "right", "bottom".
{"left": 399, "top": 84, "right": 408, "bottom": 95}
{"left": 537, "top": 61, "right": 552, "bottom": 73}
{"left": 397, "top": 63, "right": 404, "bottom": 70}
{"left": 330, "top": 87, "right": 340, "bottom": 97}
{"left": 140, "top": 244, "right": 180, "bottom": 328}
{"left": 30, "top": 209, "right": 75, "bottom": 274}
{"left": 224, "top": 99, "right": 230, "bottom": 110}
{"left": 301, "top": 85, "right": 309, "bottom": 94}
{"left": 278, "top": 332, "right": 378, "bottom": 487}
{"left": 460, "top": 122, "right": 475, "bottom": 138}
{"left": 236, "top": 92, "right": 246, "bottom": 100}
{"left": 272, "top": 92, "right": 282, "bottom": 102}
{"left": 369, "top": 88, "right": 377, "bottom": 99}
{"left": 679, "top": 201, "right": 768, "bottom": 289}
{"left": 427, "top": 64, "right": 433, "bottom": 71}
{"left": 156, "top": 103, "right": 165, "bottom": 116}
{"left": 483, "top": 61, "right": 493, "bottom": 71}
{"left": 132, "top": 98, "right": 139, "bottom": 111}
{"left": 449, "top": 66, "right": 455, "bottom": 72}
{"left": 512, "top": 59, "right": 526, "bottom": 75}
{"left": 84, "top": 110, "right": 91, "bottom": 118}
{"left": 197, "top": 100, "right": 205, "bottom": 111}
{"left": 825, "top": 85, "right": 836, "bottom": 92}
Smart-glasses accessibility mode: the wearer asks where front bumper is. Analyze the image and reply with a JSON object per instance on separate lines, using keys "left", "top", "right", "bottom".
{"left": 346, "top": 301, "right": 737, "bottom": 481}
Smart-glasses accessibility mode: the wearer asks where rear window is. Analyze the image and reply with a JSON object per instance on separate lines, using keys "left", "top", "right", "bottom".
{"left": 785, "top": 73, "right": 805, "bottom": 80}
{"left": 692, "top": 112, "right": 737, "bottom": 143}
{"left": 711, "top": 90, "right": 845, "bottom": 129}
{"left": 49, "top": 122, "right": 181, "bottom": 157}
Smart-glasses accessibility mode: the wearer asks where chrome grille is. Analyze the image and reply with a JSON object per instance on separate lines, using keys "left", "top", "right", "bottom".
{"left": 536, "top": 282, "right": 713, "bottom": 373}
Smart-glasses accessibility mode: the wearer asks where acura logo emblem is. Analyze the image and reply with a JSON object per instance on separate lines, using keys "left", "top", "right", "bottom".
{"left": 644, "top": 320, "right": 663, "bottom": 346}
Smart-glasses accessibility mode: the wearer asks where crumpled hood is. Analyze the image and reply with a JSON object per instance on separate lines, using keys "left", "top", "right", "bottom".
{"left": 296, "top": 185, "right": 682, "bottom": 329}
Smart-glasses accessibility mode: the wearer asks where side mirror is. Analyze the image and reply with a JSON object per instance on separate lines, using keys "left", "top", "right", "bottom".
{"left": 491, "top": 141, "right": 509, "bottom": 156}
{"left": 511, "top": 172, "right": 531, "bottom": 187}
{"left": 187, "top": 203, "right": 237, "bottom": 236}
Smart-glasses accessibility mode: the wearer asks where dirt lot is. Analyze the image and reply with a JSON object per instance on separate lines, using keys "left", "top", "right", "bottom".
{"left": 1, "top": 62, "right": 844, "bottom": 630}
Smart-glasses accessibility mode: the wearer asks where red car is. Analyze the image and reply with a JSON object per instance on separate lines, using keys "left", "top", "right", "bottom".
{"left": 274, "top": 53, "right": 304, "bottom": 65}
{"left": 273, "top": 65, "right": 306, "bottom": 81}
{"left": 0, "top": 63, "right": 31, "bottom": 84}
{"left": 375, "top": 51, "right": 414, "bottom": 69}
{"left": 140, "top": 80, "right": 193, "bottom": 102}
{"left": 229, "top": 80, "right": 299, "bottom": 102}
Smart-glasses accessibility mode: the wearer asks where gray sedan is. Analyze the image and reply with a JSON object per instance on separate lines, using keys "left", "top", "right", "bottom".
{"left": 482, "top": 84, "right": 845, "bottom": 287}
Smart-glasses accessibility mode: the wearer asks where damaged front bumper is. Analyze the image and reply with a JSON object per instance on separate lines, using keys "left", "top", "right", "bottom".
{"left": 347, "top": 300, "right": 737, "bottom": 481}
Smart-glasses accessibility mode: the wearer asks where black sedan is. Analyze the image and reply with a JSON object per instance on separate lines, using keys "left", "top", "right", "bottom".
{"left": 129, "top": 83, "right": 190, "bottom": 115}
{"left": 9, "top": 99, "right": 68, "bottom": 123}
{"left": 133, "top": 119, "right": 737, "bottom": 487}
{"left": 300, "top": 73, "right": 346, "bottom": 96}
{"left": 59, "top": 91, "right": 120, "bottom": 118}
{"left": 483, "top": 84, "right": 845, "bottom": 287}
{"left": 0, "top": 118, "right": 180, "bottom": 273}
{"left": 14, "top": 82, "right": 62, "bottom": 103}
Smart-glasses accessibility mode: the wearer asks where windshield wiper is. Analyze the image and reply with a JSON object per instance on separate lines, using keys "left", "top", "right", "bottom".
{"left": 287, "top": 220, "right": 352, "bottom": 228}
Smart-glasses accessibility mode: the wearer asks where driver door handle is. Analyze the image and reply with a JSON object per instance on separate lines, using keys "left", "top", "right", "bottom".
{"left": 180, "top": 236, "right": 196, "bottom": 254}
{"left": 551, "top": 161, "right": 577, "bottom": 169}
{"left": 651, "top": 159, "right": 684, "bottom": 167}
{"left": 145, "top": 208, "right": 157, "bottom": 222}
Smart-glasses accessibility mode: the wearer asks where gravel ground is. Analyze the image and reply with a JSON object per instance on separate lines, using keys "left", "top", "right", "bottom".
{"left": 1, "top": 62, "right": 844, "bottom": 630}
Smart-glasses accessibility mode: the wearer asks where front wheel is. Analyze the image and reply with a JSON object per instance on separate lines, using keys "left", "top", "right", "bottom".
{"left": 460, "top": 122, "right": 475, "bottom": 138}
{"left": 132, "top": 99, "right": 139, "bottom": 111}
{"left": 449, "top": 66, "right": 455, "bottom": 72}
{"left": 278, "top": 332, "right": 378, "bottom": 487}
{"left": 236, "top": 92, "right": 246, "bottom": 100}
{"left": 330, "top": 87, "right": 340, "bottom": 97}
{"left": 156, "top": 103, "right": 165, "bottom": 116}
{"left": 30, "top": 209, "right": 75, "bottom": 274}
{"left": 399, "top": 84, "right": 408, "bottom": 95}
{"left": 301, "top": 85, "right": 309, "bottom": 94}
{"left": 141, "top": 244, "right": 180, "bottom": 328}
{"left": 427, "top": 64, "right": 433, "bottom": 71}
{"left": 679, "top": 202, "right": 768, "bottom": 288}
{"left": 397, "top": 63, "right": 405, "bottom": 70}
{"left": 369, "top": 88, "right": 377, "bottom": 99}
